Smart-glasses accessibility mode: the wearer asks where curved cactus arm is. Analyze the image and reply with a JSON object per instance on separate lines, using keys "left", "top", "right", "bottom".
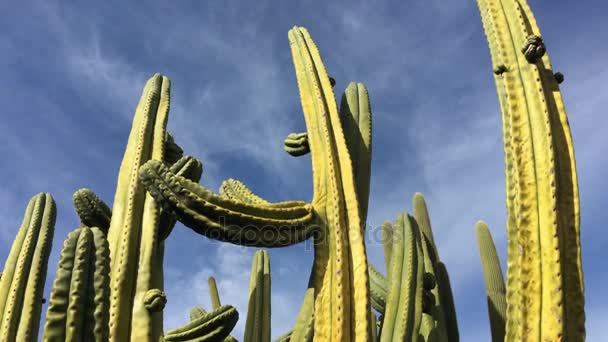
{"left": 289, "top": 26, "right": 371, "bottom": 341}
{"left": 244, "top": 250, "right": 271, "bottom": 342}
{"left": 164, "top": 132, "right": 184, "bottom": 165}
{"left": 283, "top": 132, "right": 310, "bottom": 157}
{"left": 476, "top": 1, "right": 583, "bottom": 340}
{"left": 380, "top": 214, "right": 423, "bottom": 342}
{"left": 105, "top": 73, "right": 171, "bottom": 341}
{"left": 73, "top": 188, "right": 112, "bottom": 233}
{"left": 140, "top": 160, "right": 316, "bottom": 247}
{"left": 435, "top": 262, "right": 459, "bottom": 342}
{"left": 475, "top": 221, "right": 506, "bottom": 342}
{"left": 368, "top": 263, "right": 387, "bottom": 314}
{"left": 158, "top": 155, "right": 204, "bottom": 241}
{"left": 339, "top": 82, "right": 372, "bottom": 227}
{"left": 0, "top": 192, "right": 56, "bottom": 341}
{"left": 219, "top": 179, "right": 270, "bottom": 206}
{"left": 164, "top": 305, "right": 239, "bottom": 342}
{"left": 44, "top": 226, "right": 110, "bottom": 342}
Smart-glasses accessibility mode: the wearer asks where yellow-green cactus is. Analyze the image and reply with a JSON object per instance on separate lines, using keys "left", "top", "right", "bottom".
{"left": 43, "top": 226, "right": 110, "bottom": 342}
{"left": 0, "top": 193, "right": 56, "bottom": 341}
{"left": 164, "top": 305, "right": 239, "bottom": 342}
{"left": 72, "top": 189, "right": 112, "bottom": 233}
{"left": 476, "top": 0, "right": 584, "bottom": 340}
{"left": 105, "top": 73, "right": 172, "bottom": 341}
{"left": 475, "top": 221, "right": 507, "bottom": 342}
{"left": 244, "top": 250, "right": 271, "bottom": 342}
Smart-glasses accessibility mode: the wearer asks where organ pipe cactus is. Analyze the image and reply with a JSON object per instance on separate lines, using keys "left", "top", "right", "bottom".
{"left": 477, "top": 0, "right": 584, "bottom": 340}
{"left": 475, "top": 221, "right": 507, "bottom": 342}
{"left": 0, "top": 193, "right": 56, "bottom": 341}
{"left": 244, "top": 250, "right": 271, "bottom": 342}
{"left": 43, "top": 226, "right": 110, "bottom": 342}
{"left": 0, "top": 2, "right": 586, "bottom": 340}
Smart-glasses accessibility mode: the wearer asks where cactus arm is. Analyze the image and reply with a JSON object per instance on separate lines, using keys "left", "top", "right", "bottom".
{"left": 0, "top": 193, "right": 56, "bottom": 341}
{"left": 380, "top": 214, "right": 423, "bottom": 342}
{"left": 219, "top": 179, "right": 270, "bottom": 205}
{"left": 275, "top": 331, "right": 292, "bottom": 342}
{"left": 435, "top": 262, "right": 459, "bottom": 342}
{"left": 158, "top": 155, "right": 204, "bottom": 241}
{"left": 283, "top": 132, "right": 310, "bottom": 157}
{"left": 339, "top": 82, "right": 372, "bottom": 227}
{"left": 288, "top": 26, "right": 370, "bottom": 341}
{"left": 73, "top": 188, "right": 112, "bottom": 233}
{"left": 476, "top": 1, "right": 583, "bottom": 340}
{"left": 164, "top": 305, "right": 239, "bottom": 342}
{"left": 105, "top": 73, "right": 170, "bottom": 341}
{"left": 140, "top": 161, "right": 315, "bottom": 247}
{"left": 475, "top": 221, "right": 506, "bottom": 342}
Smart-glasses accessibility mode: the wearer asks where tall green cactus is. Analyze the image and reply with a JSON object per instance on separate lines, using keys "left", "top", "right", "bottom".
{"left": 475, "top": 221, "right": 507, "bottom": 342}
{"left": 43, "top": 226, "right": 110, "bottom": 342}
{"left": 0, "top": 193, "right": 56, "bottom": 341}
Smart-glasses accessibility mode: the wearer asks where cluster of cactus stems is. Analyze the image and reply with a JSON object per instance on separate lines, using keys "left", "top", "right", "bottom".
{"left": 0, "top": 0, "right": 585, "bottom": 340}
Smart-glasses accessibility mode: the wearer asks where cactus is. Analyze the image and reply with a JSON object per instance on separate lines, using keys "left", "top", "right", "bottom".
{"left": 380, "top": 213, "right": 423, "bottom": 342}
{"left": 43, "top": 226, "right": 110, "bottom": 342}
{"left": 475, "top": 221, "right": 507, "bottom": 342}
{"left": 283, "top": 132, "right": 310, "bottom": 157}
{"left": 73, "top": 189, "right": 112, "bottom": 233}
{"left": 477, "top": 0, "right": 584, "bottom": 340}
{"left": 0, "top": 193, "right": 56, "bottom": 341}
{"left": 244, "top": 250, "right": 271, "bottom": 342}
{"left": 0, "top": 5, "right": 586, "bottom": 340}
{"left": 105, "top": 73, "right": 173, "bottom": 341}
{"left": 165, "top": 305, "right": 239, "bottom": 342}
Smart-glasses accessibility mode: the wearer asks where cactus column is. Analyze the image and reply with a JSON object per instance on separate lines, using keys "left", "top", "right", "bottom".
{"left": 476, "top": 0, "right": 584, "bottom": 340}
{"left": 106, "top": 73, "right": 171, "bottom": 341}
{"left": 0, "top": 193, "right": 56, "bottom": 341}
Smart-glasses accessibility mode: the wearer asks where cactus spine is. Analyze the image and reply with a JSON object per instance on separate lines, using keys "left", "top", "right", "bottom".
{"left": 0, "top": 193, "right": 56, "bottom": 341}
{"left": 475, "top": 221, "right": 507, "bottom": 342}
{"left": 43, "top": 226, "right": 110, "bottom": 341}
{"left": 477, "top": 0, "right": 584, "bottom": 340}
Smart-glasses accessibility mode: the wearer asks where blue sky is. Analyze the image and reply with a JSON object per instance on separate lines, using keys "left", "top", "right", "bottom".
{"left": 1, "top": 0, "right": 606, "bottom": 340}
